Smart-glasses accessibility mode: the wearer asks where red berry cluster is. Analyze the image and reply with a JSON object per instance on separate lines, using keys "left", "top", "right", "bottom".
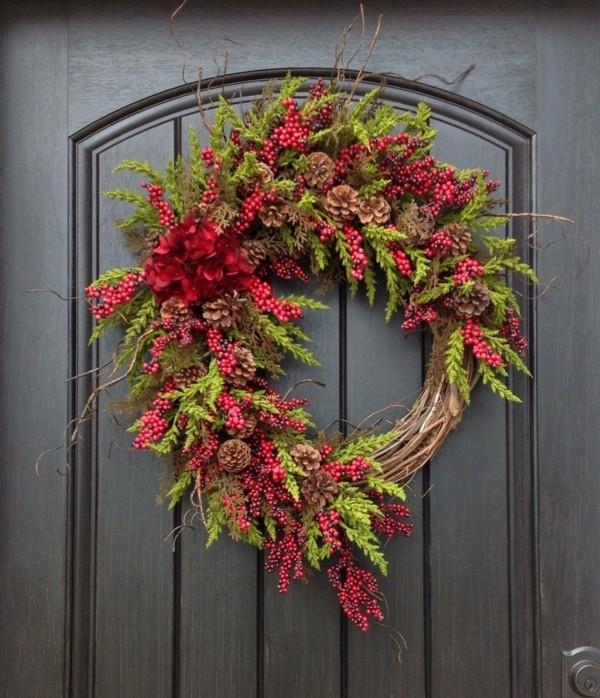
{"left": 85, "top": 271, "right": 144, "bottom": 319}
{"left": 327, "top": 547, "right": 384, "bottom": 631}
{"left": 370, "top": 496, "right": 414, "bottom": 537}
{"left": 461, "top": 318, "right": 503, "bottom": 367}
{"left": 185, "top": 434, "right": 220, "bottom": 471}
{"left": 388, "top": 243, "right": 413, "bottom": 276}
{"left": 501, "top": 308, "right": 528, "bottom": 355}
{"left": 323, "top": 456, "right": 372, "bottom": 482}
{"left": 230, "top": 186, "right": 265, "bottom": 234}
{"left": 453, "top": 258, "right": 486, "bottom": 284}
{"left": 342, "top": 224, "right": 368, "bottom": 280}
{"left": 249, "top": 277, "right": 303, "bottom": 322}
{"left": 425, "top": 230, "right": 454, "bottom": 257}
{"left": 317, "top": 510, "right": 342, "bottom": 551}
{"left": 264, "top": 524, "right": 305, "bottom": 592}
{"left": 318, "top": 221, "right": 337, "bottom": 242}
{"left": 401, "top": 303, "right": 438, "bottom": 331}
{"left": 202, "top": 177, "right": 219, "bottom": 204}
{"left": 216, "top": 391, "right": 247, "bottom": 431}
{"left": 132, "top": 388, "right": 173, "bottom": 449}
{"left": 272, "top": 98, "right": 310, "bottom": 152}
{"left": 142, "top": 183, "right": 176, "bottom": 229}
{"left": 271, "top": 257, "right": 310, "bottom": 282}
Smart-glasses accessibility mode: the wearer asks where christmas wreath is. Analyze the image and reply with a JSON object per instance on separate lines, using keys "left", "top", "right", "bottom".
{"left": 85, "top": 75, "right": 534, "bottom": 630}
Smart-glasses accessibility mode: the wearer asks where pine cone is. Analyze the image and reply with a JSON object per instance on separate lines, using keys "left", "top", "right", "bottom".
{"left": 453, "top": 282, "right": 491, "bottom": 317}
{"left": 242, "top": 240, "right": 268, "bottom": 267}
{"left": 357, "top": 195, "right": 391, "bottom": 225}
{"left": 444, "top": 223, "right": 472, "bottom": 255}
{"left": 395, "top": 202, "right": 435, "bottom": 245}
{"left": 324, "top": 184, "right": 360, "bottom": 220}
{"left": 226, "top": 412, "right": 258, "bottom": 439}
{"left": 230, "top": 345, "right": 256, "bottom": 386}
{"left": 301, "top": 470, "right": 339, "bottom": 511}
{"left": 160, "top": 297, "right": 190, "bottom": 324}
{"left": 202, "top": 293, "right": 244, "bottom": 329}
{"left": 256, "top": 163, "right": 274, "bottom": 184}
{"left": 189, "top": 201, "right": 211, "bottom": 221}
{"left": 172, "top": 364, "right": 206, "bottom": 388}
{"left": 217, "top": 438, "right": 252, "bottom": 473}
{"left": 258, "top": 198, "right": 290, "bottom": 228}
{"left": 304, "top": 152, "right": 335, "bottom": 188}
{"left": 290, "top": 443, "right": 321, "bottom": 471}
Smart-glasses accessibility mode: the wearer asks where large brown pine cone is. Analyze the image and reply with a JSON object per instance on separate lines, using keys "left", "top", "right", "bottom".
{"left": 453, "top": 282, "right": 491, "bottom": 317}
{"left": 301, "top": 470, "right": 339, "bottom": 511}
{"left": 357, "top": 195, "right": 392, "bottom": 225}
{"left": 444, "top": 223, "right": 472, "bottom": 255}
{"left": 304, "top": 152, "right": 336, "bottom": 188}
{"left": 324, "top": 184, "right": 360, "bottom": 220}
{"left": 226, "top": 412, "right": 258, "bottom": 439}
{"left": 290, "top": 443, "right": 321, "bottom": 472}
{"left": 202, "top": 293, "right": 244, "bottom": 329}
{"left": 217, "top": 438, "right": 252, "bottom": 473}
{"left": 230, "top": 346, "right": 256, "bottom": 386}
{"left": 395, "top": 202, "right": 435, "bottom": 245}
{"left": 160, "top": 297, "right": 190, "bottom": 324}
{"left": 172, "top": 364, "right": 206, "bottom": 388}
{"left": 258, "top": 198, "right": 290, "bottom": 228}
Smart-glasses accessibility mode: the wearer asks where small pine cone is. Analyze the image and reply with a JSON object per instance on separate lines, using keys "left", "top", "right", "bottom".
{"left": 160, "top": 297, "right": 190, "bottom": 324}
{"left": 301, "top": 470, "right": 339, "bottom": 511}
{"left": 396, "top": 202, "right": 435, "bottom": 245}
{"left": 189, "top": 201, "right": 211, "bottom": 221}
{"left": 304, "top": 151, "right": 336, "bottom": 188}
{"left": 290, "top": 443, "right": 321, "bottom": 471}
{"left": 324, "top": 184, "right": 360, "bottom": 220}
{"left": 230, "top": 345, "right": 256, "bottom": 386}
{"left": 256, "top": 163, "right": 274, "bottom": 184}
{"left": 172, "top": 364, "right": 207, "bottom": 388}
{"left": 242, "top": 240, "right": 267, "bottom": 266}
{"left": 453, "top": 282, "right": 491, "bottom": 317}
{"left": 217, "top": 438, "right": 252, "bottom": 473}
{"left": 226, "top": 412, "right": 258, "bottom": 439}
{"left": 444, "top": 223, "right": 472, "bottom": 255}
{"left": 202, "top": 293, "right": 244, "bottom": 329}
{"left": 357, "top": 195, "right": 392, "bottom": 225}
{"left": 258, "top": 198, "right": 290, "bottom": 228}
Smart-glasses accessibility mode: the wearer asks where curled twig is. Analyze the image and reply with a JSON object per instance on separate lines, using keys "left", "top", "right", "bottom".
{"left": 25, "top": 288, "right": 83, "bottom": 301}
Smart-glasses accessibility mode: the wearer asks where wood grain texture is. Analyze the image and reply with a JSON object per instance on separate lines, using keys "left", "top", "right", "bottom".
{"left": 428, "top": 122, "right": 512, "bottom": 698}
{"left": 345, "top": 279, "right": 426, "bottom": 698}
{"left": 0, "top": 5, "right": 69, "bottom": 698}
{"left": 535, "top": 6, "right": 600, "bottom": 697}
{"left": 66, "top": 0, "right": 538, "bottom": 134}
{"left": 2, "top": 2, "right": 599, "bottom": 697}
{"left": 93, "top": 123, "right": 176, "bottom": 698}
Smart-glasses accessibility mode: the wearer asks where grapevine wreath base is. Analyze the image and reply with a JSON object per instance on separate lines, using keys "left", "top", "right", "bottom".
{"left": 83, "top": 75, "right": 534, "bottom": 630}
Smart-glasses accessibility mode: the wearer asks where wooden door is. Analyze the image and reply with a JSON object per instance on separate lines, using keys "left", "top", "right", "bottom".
{"left": 1, "top": 3, "right": 599, "bottom": 698}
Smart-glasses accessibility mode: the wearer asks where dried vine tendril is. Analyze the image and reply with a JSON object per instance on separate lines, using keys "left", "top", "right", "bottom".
{"left": 85, "top": 75, "right": 535, "bottom": 630}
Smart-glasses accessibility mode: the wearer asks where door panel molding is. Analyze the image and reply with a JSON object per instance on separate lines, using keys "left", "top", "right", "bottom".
{"left": 69, "top": 68, "right": 536, "bottom": 698}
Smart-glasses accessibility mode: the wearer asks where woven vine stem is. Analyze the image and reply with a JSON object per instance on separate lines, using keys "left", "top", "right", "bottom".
{"left": 373, "top": 335, "right": 476, "bottom": 483}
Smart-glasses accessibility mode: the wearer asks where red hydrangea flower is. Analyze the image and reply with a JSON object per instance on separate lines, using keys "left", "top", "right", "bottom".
{"left": 144, "top": 216, "right": 255, "bottom": 303}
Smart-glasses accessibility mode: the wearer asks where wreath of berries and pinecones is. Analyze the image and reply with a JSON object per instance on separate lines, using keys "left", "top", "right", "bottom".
{"left": 84, "top": 74, "right": 535, "bottom": 631}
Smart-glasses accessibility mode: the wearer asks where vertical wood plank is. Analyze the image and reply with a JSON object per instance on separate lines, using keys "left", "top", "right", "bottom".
{"left": 177, "top": 113, "right": 259, "bottom": 698}
{"left": 0, "top": 5, "right": 69, "bottom": 698}
{"left": 345, "top": 287, "right": 426, "bottom": 698}
{"left": 428, "top": 121, "right": 511, "bottom": 698}
{"left": 535, "top": 7, "right": 600, "bottom": 697}
{"left": 262, "top": 280, "right": 342, "bottom": 698}
{"left": 93, "top": 123, "right": 176, "bottom": 698}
